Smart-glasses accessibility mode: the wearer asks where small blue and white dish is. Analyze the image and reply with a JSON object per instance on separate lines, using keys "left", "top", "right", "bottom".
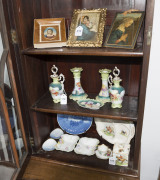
{"left": 42, "top": 138, "right": 57, "bottom": 151}
{"left": 50, "top": 128, "right": 64, "bottom": 139}
{"left": 57, "top": 114, "right": 93, "bottom": 135}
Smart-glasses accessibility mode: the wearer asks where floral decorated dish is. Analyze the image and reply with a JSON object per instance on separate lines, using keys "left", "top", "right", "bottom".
{"left": 42, "top": 138, "right": 57, "bottom": 151}
{"left": 50, "top": 128, "right": 64, "bottom": 139}
{"left": 95, "top": 118, "right": 135, "bottom": 144}
{"left": 77, "top": 99, "right": 104, "bottom": 110}
{"left": 57, "top": 114, "right": 93, "bottom": 135}
{"left": 74, "top": 137, "right": 99, "bottom": 156}
{"left": 55, "top": 134, "right": 79, "bottom": 152}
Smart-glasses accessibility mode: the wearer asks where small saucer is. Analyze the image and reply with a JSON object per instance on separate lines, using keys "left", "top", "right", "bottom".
{"left": 50, "top": 128, "right": 64, "bottom": 139}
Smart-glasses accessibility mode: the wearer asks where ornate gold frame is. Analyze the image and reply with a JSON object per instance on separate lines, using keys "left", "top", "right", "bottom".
{"left": 67, "top": 8, "right": 107, "bottom": 47}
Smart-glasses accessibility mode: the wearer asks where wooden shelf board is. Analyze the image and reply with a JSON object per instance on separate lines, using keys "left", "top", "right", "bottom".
{"left": 33, "top": 148, "right": 138, "bottom": 178}
{"left": 31, "top": 92, "right": 138, "bottom": 121}
{"left": 21, "top": 46, "right": 143, "bottom": 57}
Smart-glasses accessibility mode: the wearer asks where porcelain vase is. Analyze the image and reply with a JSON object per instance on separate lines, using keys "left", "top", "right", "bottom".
{"left": 109, "top": 66, "right": 125, "bottom": 108}
{"left": 49, "top": 65, "right": 65, "bottom": 103}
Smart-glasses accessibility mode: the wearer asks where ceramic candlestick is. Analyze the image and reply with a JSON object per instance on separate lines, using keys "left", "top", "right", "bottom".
{"left": 69, "top": 67, "right": 88, "bottom": 101}
{"left": 96, "top": 68, "right": 111, "bottom": 103}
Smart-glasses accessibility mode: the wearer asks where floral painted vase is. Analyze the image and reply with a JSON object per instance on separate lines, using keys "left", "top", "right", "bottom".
{"left": 69, "top": 67, "right": 88, "bottom": 101}
{"left": 49, "top": 65, "right": 65, "bottom": 103}
{"left": 96, "top": 68, "right": 111, "bottom": 103}
{"left": 108, "top": 66, "right": 125, "bottom": 108}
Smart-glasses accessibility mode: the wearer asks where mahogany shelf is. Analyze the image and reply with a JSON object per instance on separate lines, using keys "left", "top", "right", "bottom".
{"left": 31, "top": 92, "right": 138, "bottom": 121}
{"left": 21, "top": 46, "right": 143, "bottom": 57}
{"left": 33, "top": 148, "right": 137, "bottom": 178}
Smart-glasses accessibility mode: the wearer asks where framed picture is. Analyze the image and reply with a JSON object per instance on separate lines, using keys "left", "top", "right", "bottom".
{"left": 67, "top": 8, "right": 107, "bottom": 47}
{"left": 104, "top": 12, "right": 144, "bottom": 49}
{"left": 34, "top": 18, "right": 67, "bottom": 48}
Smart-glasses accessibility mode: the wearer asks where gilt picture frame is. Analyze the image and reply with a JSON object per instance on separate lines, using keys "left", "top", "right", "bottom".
{"left": 67, "top": 8, "right": 107, "bottom": 47}
{"left": 104, "top": 12, "right": 144, "bottom": 49}
{"left": 34, "top": 18, "right": 67, "bottom": 48}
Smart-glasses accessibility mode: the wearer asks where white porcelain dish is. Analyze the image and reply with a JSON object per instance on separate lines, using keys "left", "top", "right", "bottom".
{"left": 95, "top": 118, "right": 135, "bottom": 144}
{"left": 42, "top": 138, "right": 57, "bottom": 151}
{"left": 55, "top": 134, "right": 79, "bottom": 152}
{"left": 74, "top": 137, "right": 99, "bottom": 156}
{"left": 50, "top": 128, "right": 64, "bottom": 139}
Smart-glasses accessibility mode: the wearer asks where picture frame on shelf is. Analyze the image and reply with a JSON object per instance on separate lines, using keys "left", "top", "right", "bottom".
{"left": 103, "top": 11, "right": 144, "bottom": 49}
{"left": 34, "top": 18, "right": 67, "bottom": 48}
{"left": 67, "top": 8, "right": 107, "bottom": 47}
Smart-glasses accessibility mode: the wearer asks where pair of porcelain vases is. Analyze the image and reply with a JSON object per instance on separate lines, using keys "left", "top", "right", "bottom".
{"left": 49, "top": 65, "right": 125, "bottom": 108}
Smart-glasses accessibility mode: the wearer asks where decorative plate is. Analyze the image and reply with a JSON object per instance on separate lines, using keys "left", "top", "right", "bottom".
{"left": 57, "top": 114, "right": 93, "bottom": 135}
{"left": 77, "top": 99, "right": 104, "bottom": 110}
{"left": 95, "top": 118, "right": 135, "bottom": 144}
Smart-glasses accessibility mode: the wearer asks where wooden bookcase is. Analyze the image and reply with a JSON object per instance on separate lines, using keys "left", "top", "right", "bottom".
{"left": 0, "top": 0, "right": 155, "bottom": 179}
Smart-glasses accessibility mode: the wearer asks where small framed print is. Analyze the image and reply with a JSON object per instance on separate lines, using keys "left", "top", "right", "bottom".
{"left": 67, "top": 8, "right": 107, "bottom": 47}
{"left": 34, "top": 18, "right": 67, "bottom": 48}
{"left": 104, "top": 12, "right": 144, "bottom": 49}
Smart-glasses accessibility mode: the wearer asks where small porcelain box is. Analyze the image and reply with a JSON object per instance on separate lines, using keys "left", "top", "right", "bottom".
{"left": 74, "top": 137, "right": 99, "bottom": 156}
{"left": 95, "top": 144, "right": 112, "bottom": 160}
{"left": 55, "top": 134, "right": 79, "bottom": 152}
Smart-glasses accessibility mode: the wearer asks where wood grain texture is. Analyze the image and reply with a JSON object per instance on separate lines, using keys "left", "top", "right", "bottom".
{"left": 21, "top": 156, "right": 139, "bottom": 180}
{"left": 31, "top": 92, "right": 138, "bottom": 121}
{"left": 22, "top": 46, "right": 143, "bottom": 57}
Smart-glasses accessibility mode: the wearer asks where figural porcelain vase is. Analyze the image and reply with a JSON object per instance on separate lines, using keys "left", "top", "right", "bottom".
{"left": 96, "top": 68, "right": 111, "bottom": 103}
{"left": 108, "top": 66, "right": 125, "bottom": 108}
{"left": 49, "top": 65, "right": 65, "bottom": 103}
{"left": 69, "top": 67, "right": 88, "bottom": 101}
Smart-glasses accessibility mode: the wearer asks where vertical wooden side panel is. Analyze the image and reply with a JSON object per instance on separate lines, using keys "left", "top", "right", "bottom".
{"left": 134, "top": 0, "right": 155, "bottom": 169}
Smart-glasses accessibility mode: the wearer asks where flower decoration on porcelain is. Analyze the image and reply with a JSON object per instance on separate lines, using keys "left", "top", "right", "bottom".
{"left": 69, "top": 67, "right": 88, "bottom": 101}
{"left": 49, "top": 65, "right": 65, "bottom": 103}
{"left": 108, "top": 66, "right": 125, "bottom": 108}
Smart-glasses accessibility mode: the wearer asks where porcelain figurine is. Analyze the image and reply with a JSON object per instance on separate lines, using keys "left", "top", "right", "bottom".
{"left": 96, "top": 68, "right": 111, "bottom": 103}
{"left": 108, "top": 66, "right": 125, "bottom": 108}
{"left": 69, "top": 67, "right": 88, "bottom": 101}
{"left": 95, "top": 144, "right": 112, "bottom": 160}
{"left": 49, "top": 65, "right": 65, "bottom": 103}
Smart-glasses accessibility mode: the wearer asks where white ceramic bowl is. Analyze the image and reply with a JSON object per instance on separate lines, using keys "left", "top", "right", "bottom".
{"left": 50, "top": 128, "right": 64, "bottom": 139}
{"left": 42, "top": 138, "right": 57, "bottom": 151}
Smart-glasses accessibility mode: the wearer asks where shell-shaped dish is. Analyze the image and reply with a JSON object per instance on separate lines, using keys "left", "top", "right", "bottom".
{"left": 55, "top": 134, "right": 79, "bottom": 152}
{"left": 74, "top": 137, "right": 99, "bottom": 156}
{"left": 50, "top": 128, "right": 64, "bottom": 139}
{"left": 42, "top": 138, "right": 57, "bottom": 151}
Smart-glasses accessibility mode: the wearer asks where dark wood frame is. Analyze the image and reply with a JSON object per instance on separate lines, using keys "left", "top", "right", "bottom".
{"left": 0, "top": 0, "right": 155, "bottom": 179}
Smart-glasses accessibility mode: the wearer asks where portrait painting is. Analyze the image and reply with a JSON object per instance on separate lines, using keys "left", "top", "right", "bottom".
{"left": 34, "top": 18, "right": 67, "bottom": 48}
{"left": 104, "top": 12, "right": 144, "bottom": 49}
{"left": 67, "top": 8, "right": 107, "bottom": 47}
